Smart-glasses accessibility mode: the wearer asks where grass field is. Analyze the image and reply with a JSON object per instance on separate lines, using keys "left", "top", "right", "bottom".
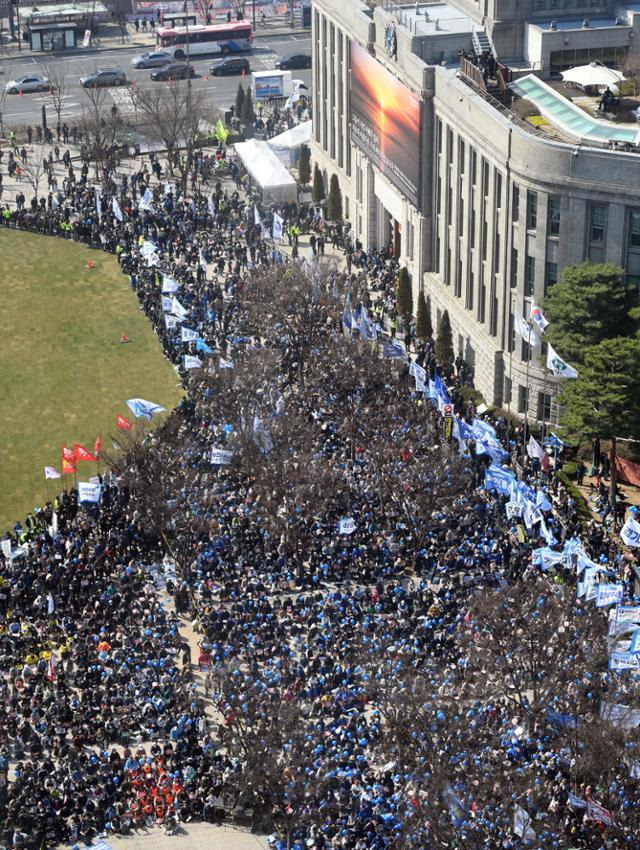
{"left": 0, "top": 231, "right": 184, "bottom": 533}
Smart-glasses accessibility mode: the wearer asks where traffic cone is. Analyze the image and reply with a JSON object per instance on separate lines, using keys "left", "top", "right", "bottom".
{"left": 120, "top": 331, "right": 130, "bottom": 343}
{"left": 87, "top": 259, "right": 93, "bottom": 269}
{"left": 19, "top": 90, "right": 23, "bottom": 96}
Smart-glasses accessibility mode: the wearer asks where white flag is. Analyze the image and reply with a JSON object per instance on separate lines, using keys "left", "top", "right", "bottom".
{"left": 164, "top": 314, "right": 179, "bottom": 330}
{"left": 47, "top": 592, "right": 55, "bottom": 614}
{"left": 208, "top": 195, "right": 216, "bottom": 216}
{"left": 171, "top": 297, "right": 188, "bottom": 320}
{"left": 530, "top": 300, "right": 549, "bottom": 333}
{"left": 125, "top": 398, "right": 166, "bottom": 421}
{"left": 272, "top": 212, "right": 284, "bottom": 241}
{"left": 513, "top": 806, "right": 535, "bottom": 843}
{"left": 44, "top": 466, "right": 61, "bottom": 480}
{"left": 254, "top": 204, "right": 262, "bottom": 226}
{"left": 112, "top": 196, "right": 123, "bottom": 222}
{"left": 139, "top": 187, "right": 155, "bottom": 212}
{"left": 181, "top": 327, "right": 198, "bottom": 342}
{"left": 184, "top": 355, "right": 203, "bottom": 370}
{"left": 140, "top": 240, "right": 158, "bottom": 259}
{"left": 547, "top": 343, "right": 578, "bottom": 378}
{"left": 621, "top": 516, "right": 640, "bottom": 548}
{"left": 527, "top": 435, "right": 545, "bottom": 461}
{"left": 0, "top": 539, "right": 11, "bottom": 560}
{"left": 162, "top": 275, "right": 179, "bottom": 294}
{"left": 219, "top": 357, "right": 234, "bottom": 369}
{"left": 95, "top": 188, "right": 102, "bottom": 217}
{"left": 514, "top": 313, "right": 539, "bottom": 347}
{"left": 161, "top": 296, "right": 173, "bottom": 312}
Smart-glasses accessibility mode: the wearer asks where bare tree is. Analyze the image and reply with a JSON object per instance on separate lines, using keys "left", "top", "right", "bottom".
{"left": 460, "top": 578, "right": 609, "bottom": 733}
{"left": 129, "top": 81, "right": 207, "bottom": 192}
{"left": 77, "top": 85, "right": 129, "bottom": 184}
{"left": 20, "top": 140, "right": 49, "bottom": 200}
{"left": 40, "top": 62, "right": 71, "bottom": 129}
{"left": 244, "top": 261, "right": 344, "bottom": 385}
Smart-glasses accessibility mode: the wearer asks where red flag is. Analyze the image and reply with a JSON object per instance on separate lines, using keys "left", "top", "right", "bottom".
{"left": 62, "top": 445, "right": 75, "bottom": 462}
{"left": 61, "top": 457, "right": 77, "bottom": 475}
{"left": 117, "top": 414, "right": 132, "bottom": 431}
{"left": 47, "top": 654, "right": 56, "bottom": 682}
{"left": 94, "top": 432, "right": 102, "bottom": 458}
{"left": 73, "top": 443, "right": 97, "bottom": 462}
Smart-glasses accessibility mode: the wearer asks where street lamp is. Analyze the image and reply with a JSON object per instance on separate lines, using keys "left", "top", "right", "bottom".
{"left": 16, "top": 0, "right": 22, "bottom": 52}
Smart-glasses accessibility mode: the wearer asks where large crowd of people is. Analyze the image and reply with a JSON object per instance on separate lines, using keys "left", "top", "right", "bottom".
{"left": 1, "top": 105, "right": 640, "bottom": 850}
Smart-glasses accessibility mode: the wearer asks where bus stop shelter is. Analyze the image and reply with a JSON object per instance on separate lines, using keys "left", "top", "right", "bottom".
{"left": 28, "top": 22, "right": 77, "bottom": 51}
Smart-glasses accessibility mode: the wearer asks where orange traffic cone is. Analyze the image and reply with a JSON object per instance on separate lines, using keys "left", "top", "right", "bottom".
{"left": 121, "top": 331, "right": 130, "bottom": 343}
{"left": 87, "top": 259, "right": 93, "bottom": 269}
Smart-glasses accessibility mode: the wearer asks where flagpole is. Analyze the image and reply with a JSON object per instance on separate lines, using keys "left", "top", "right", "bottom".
{"left": 506, "top": 292, "right": 515, "bottom": 451}
{"left": 523, "top": 338, "right": 532, "bottom": 456}
{"left": 44, "top": 476, "right": 50, "bottom": 504}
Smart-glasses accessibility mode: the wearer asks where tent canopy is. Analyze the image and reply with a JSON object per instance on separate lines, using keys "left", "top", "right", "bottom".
{"left": 267, "top": 120, "right": 312, "bottom": 150}
{"left": 560, "top": 61, "right": 625, "bottom": 89}
{"left": 234, "top": 138, "right": 297, "bottom": 203}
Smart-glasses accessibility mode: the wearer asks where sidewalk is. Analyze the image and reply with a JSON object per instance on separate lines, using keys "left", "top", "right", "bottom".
{"left": 0, "top": 17, "right": 307, "bottom": 62}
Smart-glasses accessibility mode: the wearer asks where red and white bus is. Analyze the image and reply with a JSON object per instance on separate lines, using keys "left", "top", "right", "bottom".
{"left": 156, "top": 21, "right": 252, "bottom": 59}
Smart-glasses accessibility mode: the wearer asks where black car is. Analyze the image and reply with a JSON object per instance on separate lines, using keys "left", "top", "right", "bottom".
{"left": 150, "top": 62, "right": 195, "bottom": 81}
{"left": 275, "top": 53, "right": 311, "bottom": 70}
{"left": 209, "top": 57, "right": 251, "bottom": 76}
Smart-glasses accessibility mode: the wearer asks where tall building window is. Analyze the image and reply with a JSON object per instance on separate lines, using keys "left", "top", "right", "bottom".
{"left": 495, "top": 172, "right": 502, "bottom": 208}
{"left": 511, "top": 247, "right": 519, "bottom": 288}
{"left": 525, "top": 255, "right": 536, "bottom": 295}
{"left": 547, "top": 197, "right": 561, "bottom": 236}
{"left": 512, "top": 185, "right": 520, "bottom": 222}
{"left": 629, "top": 211, "right": 640, "bottom": 248}
{"left": 538, "top": 392, "right": 552, "bottom": 421}
{"left": 589, "top": 204, "right": 607, "bottom": 243}
{"left": 518, "top": 385, "right": 529, "bottom": 413}
{"left": 526, "top": 191, "right": 538, "bottom": 230}
{"left": 545, "top": 261, "right": 558, "bottom": 293}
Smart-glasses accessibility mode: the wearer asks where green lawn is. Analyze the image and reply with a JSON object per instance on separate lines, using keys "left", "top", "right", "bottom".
{"left": 0, "top": 231, "right": 184, "bottom": 533}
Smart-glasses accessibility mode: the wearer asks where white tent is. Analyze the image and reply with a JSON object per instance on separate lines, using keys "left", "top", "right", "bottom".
{"left": 234, "top": 138, "right": 298, "bottom": 203}
{"left": 267, "top": 121, "right": 312, "bottom": 151}
{"left": 560, "top": 61, "right": 626, "bottom": 89}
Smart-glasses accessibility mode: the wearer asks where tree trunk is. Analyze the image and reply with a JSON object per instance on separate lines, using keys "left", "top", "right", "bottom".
{"left": 610, "top": 435, "right": 617, "bottom": 515}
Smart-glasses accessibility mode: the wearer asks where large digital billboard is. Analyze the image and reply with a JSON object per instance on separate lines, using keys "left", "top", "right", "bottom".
{"left": 350, "top": 41, "right": 421, "bottom": 207}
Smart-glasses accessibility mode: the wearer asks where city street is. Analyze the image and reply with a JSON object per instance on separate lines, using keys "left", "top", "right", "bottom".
{"left": 0, "top": 32, "right": 311, "bottom": 126}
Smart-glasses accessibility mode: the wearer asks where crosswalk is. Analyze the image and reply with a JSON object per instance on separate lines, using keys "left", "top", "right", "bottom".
{"left": 109, "top": 87, "right": 136, "bottom": 114}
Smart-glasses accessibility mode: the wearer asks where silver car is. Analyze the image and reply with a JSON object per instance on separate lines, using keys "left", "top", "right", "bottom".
{"left": 80, "top": 68, "right": 127, "bottom": 88}
{"left": 4, "top": 74, "right": 50, "bottom": 94}
{"left": 131, "top": 51, "right": 172, "bottom": 69}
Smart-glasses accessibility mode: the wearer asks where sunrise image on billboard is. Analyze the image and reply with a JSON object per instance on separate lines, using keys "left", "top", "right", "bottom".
{"left": 350, "top": 41, "right": 422, "bottom": 206}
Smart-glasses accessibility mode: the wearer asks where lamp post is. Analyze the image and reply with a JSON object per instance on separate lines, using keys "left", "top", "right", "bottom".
{"left": 16, "top": 0, "right": 22, "bottom": 52}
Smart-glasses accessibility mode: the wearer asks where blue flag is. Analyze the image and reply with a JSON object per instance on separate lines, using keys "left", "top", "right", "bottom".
{"left": 433, "top": 373, "right": 450, "bottom": 404}
{"left": 484, "top": 464, "right": 516, "bottom": 496}
{"left": 383, "top": 339, "right": 408, "bottom": 361}
{"left": 195, "top": 337, "right": 214, "bottom": 353}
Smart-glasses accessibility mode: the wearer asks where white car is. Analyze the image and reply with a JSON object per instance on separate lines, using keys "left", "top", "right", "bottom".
{"left": 4, "top": 75, "right": 50, "bottom": 94}
{"left": 131, "top": 51, "right": 172, "bottom": 69}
